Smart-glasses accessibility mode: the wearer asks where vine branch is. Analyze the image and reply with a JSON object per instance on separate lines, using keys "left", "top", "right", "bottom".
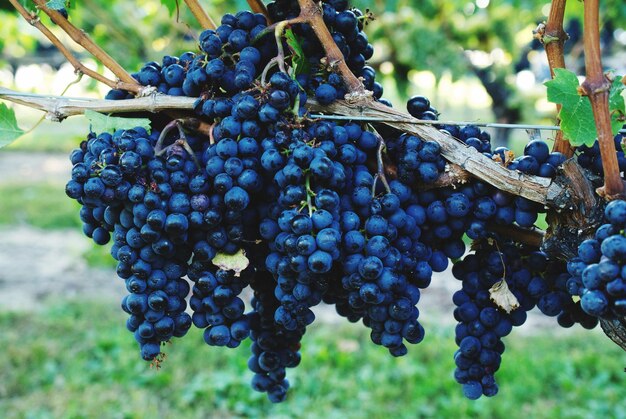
{"left": 183, "top": 0, "right": 217, "bottom": 30}
{"left": 30, "top": 0, "right": 140, "bottom": 90}
{"left": 536, "top": 0, "right": 574, "bottom": 157}
{"left": 0, "top": 87, "right": 195, "bottom": 121}
{"left": 0, "top": 86, "right": 570, "bottom": 207}
{"left": 580, "top": 0, "right": 624, "bottom": 200}
{"left": 489, "top": 224, "right": 545, "bottom": 248}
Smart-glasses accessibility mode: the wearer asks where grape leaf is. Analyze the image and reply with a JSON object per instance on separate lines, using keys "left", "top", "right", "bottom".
{"left": 212, "top": 249, "right": 250, "bottom": 277}
{"left": 46, "top": 0, "right": 66, "bottom": 10}
{"left": 285, "top": 29, "right": 309, "bottom": 77}
{"left": 84, "top": 110, "right": 151, "bottom": 134}
{"left": 545, "top": 68, "right": 597, "bottom": 147}
{"left": 161, "top": 0, "right": 179, "bottom": 17}
{"left": 0, "top": 103, "right": 25, "bottom": 149}
{"left": 609, "top": 75, "right": 625, "bottom": 135}
{"left": 20, "top": 0, "right": 35, "bottom": 10}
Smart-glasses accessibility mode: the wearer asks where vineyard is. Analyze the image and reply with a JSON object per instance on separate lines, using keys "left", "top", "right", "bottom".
{"left": 1, "top": 0, "right": 625, "bottom": 413}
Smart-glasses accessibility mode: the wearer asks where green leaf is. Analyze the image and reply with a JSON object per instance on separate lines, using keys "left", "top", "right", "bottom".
{"left": 84, "top": 110, "right": 151, "bottom": 134}
{"left": 212, "top": 249, "right": 250, "bottom": 277}
{"left": 46, "top": 0, "right": 66, "bottom": 10}
{"left": 609, "top": 75, "right": 625, "bottom": 136}
{"left": 20, "top": 0, "right": 35, "bottom": 10}
{"left": 0, "top": 103, "right": 25, "bottom": 149}
{"left": 285, "top": 29, "right": 309, "bottom": 77}
{"left": 161, "top": 0, "right": 179, "bottom": 16}
{"left": 545, "top": 68, "right": 597, "bottom": 147}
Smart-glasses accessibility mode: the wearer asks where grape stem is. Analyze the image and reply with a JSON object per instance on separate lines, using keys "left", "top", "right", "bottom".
{"left": 274, "top": 21, "right": 290, "bottom": 74}
{"left": 183, "top": 0, "right": 217, "bottom": 30}
{"left": 580, "top": 0, "right": 624, "bottom": 200}
{"left": 29, "top": 0, "right": 141, "bottom": 90}
{"left": 263, "top": 17, "right": 307, "bottom": 83}
{"left": 7, "top": 0, "right": 141, "bottom": 94}
{"left": 369, "top": 126, "right": 391, "bottom": 195}
{"left": 175, "top": 121, "right": 203, "bottom": 171}
{"left": 304, "top": 174, "right": 315, "bottom": 217}
{"left": 154, "top": 119, "right": 180, "bottom": 154}
{"left": 261, "top": 57, "right": 280, "bottom": 86}
{"left": 535, "top": 0, "right": 574, "bottom": 157}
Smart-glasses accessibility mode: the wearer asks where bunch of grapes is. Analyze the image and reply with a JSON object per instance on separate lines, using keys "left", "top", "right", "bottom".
{"left": 567, "top": 200, "right": 626, "bottom": 317}
{"left": 61, "top": 0, "right": 626, "bottom": 404}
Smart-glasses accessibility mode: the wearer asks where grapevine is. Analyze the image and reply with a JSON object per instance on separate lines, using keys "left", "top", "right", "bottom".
{"left": 1, "top": 0, "right": 626, "bottom": 403}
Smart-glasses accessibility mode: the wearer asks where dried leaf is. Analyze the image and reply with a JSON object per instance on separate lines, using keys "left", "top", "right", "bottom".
{"left": 504, "top": 150, "right": 516, "bottom": 167}
{"left": 212, "top": 249, "right": 250, "bottom": 277}
{"left": 489, "top": 279, "right": 520, "bottom": 313}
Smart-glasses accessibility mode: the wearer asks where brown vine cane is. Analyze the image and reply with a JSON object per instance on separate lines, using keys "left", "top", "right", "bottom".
{"left": 537, "top": 0, "right": 574, "bottom": 158}
{"left": 581, "top": 0, "right": 624, "bottom": 200}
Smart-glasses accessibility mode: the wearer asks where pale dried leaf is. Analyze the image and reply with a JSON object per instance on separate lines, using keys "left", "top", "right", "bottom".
{"left": 489, "top": 279, "right": 520, "bottom": 313}
{"left": 212, "top": 249, "right": 249, "bottom": 277}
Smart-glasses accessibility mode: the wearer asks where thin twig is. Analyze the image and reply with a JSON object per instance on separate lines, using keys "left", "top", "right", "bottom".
{"left": 183, "top": 0, "right": 216, "bottom": 30}
{"left": 31, "top": 0, "right": 140, "bottom": 89}
{"left": 7, "top": 0, "right": 140, "bottom": 93}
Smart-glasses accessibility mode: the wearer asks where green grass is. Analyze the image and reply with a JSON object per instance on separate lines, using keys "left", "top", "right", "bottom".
{"left": 0, "top": 183, "right": 80, "bottom": 229}
{"left": 1, "top": 302, "right": 625, "bottom": 419}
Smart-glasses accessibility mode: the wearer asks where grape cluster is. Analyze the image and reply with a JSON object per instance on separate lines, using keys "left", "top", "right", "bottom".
{"left": 188, "top": 265, "right": 252, "bottom": 348}
{"left": 567, "top": 200, "right": 626, "bottom": 317}
{"left": 68, "top": 0, "right": 609, "bottom": 404}
{"left": 66, "top": 127, "right": 203, "bottom": 360}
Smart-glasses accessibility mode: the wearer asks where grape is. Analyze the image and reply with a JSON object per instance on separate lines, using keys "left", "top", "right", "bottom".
{"left": 69, "top": 0, "right": 619, "bottom": 404}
